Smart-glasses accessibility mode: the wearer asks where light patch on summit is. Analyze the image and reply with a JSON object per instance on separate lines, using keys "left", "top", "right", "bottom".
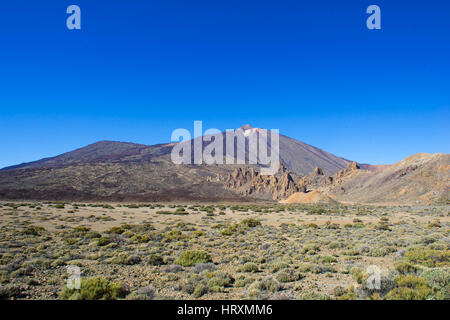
{"left": 244, "top": 128, "right": 258, "bottom": 137}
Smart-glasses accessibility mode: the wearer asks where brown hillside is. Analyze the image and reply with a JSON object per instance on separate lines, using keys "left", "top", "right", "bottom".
{"left": 279, "top": 190, "right": 338, "bottom": 204}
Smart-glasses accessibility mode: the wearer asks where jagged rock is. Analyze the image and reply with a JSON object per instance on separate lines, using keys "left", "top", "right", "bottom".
{"left": 330, "top": 161, "right": 361, "bottom": 183}
{"left": 224, "top": 166, "right": 301, "bottom": 200}
{"left": 349, "top": 161, "right": 360, "bottom": 170}
{"left": 278, "top": 162, "right": 362, "bottom": 199}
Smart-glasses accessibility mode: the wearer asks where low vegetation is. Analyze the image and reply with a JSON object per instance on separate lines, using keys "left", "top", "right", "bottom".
{"left": 0, "top": 201, "right": 448, "bottom": 300}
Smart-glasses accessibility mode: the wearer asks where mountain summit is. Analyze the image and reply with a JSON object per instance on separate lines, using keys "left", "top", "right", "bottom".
{"left": 239, "top": 124, "right": 254, "bottom": 130}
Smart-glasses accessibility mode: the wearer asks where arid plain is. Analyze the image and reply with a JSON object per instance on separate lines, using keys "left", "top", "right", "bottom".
{"left": 1, "top": 201, "right": 448, "bottom": 300}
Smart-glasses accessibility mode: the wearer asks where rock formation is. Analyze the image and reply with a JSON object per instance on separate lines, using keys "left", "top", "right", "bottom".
{"left": 224, "top": 164, "right": 303, "bottom": 200}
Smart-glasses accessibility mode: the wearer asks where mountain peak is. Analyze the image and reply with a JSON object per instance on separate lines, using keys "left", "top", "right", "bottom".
{"left": 240, "top": 124, "right": 254, "bottom": 130}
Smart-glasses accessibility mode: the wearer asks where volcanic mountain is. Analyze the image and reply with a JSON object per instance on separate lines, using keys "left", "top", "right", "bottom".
{"left": 0, "top": 126, "right": 351, "bottom": 201}
{"left": 1, "top": 126, "right": 447, "bottom": 204}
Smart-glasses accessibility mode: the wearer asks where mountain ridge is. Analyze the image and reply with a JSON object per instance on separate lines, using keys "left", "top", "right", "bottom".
{"left": 0, "top": 126, "right": 354, "bottom": 201}
{"left": 0, "top": 126, "right": 447, "bottom": 204}
{"left": 1, "top": 127, "right": 352, "bottom": 176}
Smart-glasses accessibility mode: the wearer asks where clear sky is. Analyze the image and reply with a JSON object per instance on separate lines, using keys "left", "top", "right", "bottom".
{"left": 0, "top": 0, "right": 449, "bottom": 168}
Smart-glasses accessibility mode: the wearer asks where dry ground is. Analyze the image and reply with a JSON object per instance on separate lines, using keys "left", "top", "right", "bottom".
{"left": 0, "top": 201, "right": 448, "bottom": 300}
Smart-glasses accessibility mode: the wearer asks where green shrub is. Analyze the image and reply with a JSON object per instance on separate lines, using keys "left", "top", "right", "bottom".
{"left": 333, "top": 286, "right": 347, "bottom": 297}
{"left": 109, "top": 252, "right": 141, "bottom": 265}
{"left": 276, "top": 270, "right": 302, "bottom": 283}
{"left": 260, "top": 277, "right": 280, "bottom": 293}
{"left": 122, "top": 230, "right": 135, "bottom": 238}
{"left": 240, "top": 218, "right": 261, "bottom": 228}
{"left": 59, "top": 277, "right": 127, "bottom": 300}
{"left": 148, "top": 254, "right": 165, "bottom": 266}
{"left": 394, "top": 261, "right": 420, "bottom": 275}
{"left": 328, "top": 241, "right": 343, "bottom": 249}
{"left": 385, "top": 275, "right": 432, "bottom": 300}
{"left": 156, "top": 210, "right": 188, "bottom": 215}
{"left": 269, "top": 261, "right": 289, "bottom": 273}
{"left": 221, "top": 228, "right": 233, "bottom": 236}
{"left": 207, "top": 271, "right": 234, "bottom": 288}
{"left": 175, "top": 250, "right": 212, "bottom": 267}
{"left": 396, "top": 274, "right": 428, "bottom": 288}
{"left": 405, "top": 249, "right": 449, "bottom": 267}
{"left": 386, "top": 287, "right": 428, "bottom": 300}
{"left": 163, "top": 229, "right": 185, "bottom": 242}
{"left": 248, "top": 277, "right": 280, "bottom": 297}
{"left": 297, "top": 292, "right": 331, "bottom": 300}
{"left": 131, "top": 234, "right": 149, "bottom": 244}
{"left": 300, "top": 243, "right": 321, "bottom": 255}
{"left": 368, "top": 246, "right": 396, "bottom": 257}
{"left": 23, "top": 226, "right": 46, "bottom": 236}
{"left": 376, "top": 222, "right": 391, "bottom": 231}
{"left": 0, "top": 285, "right": 21, "bottom": 299}
{"left": 350, "top": 267, "right": 367, "bottom": 284}
{"left": 85, "top": 231, "right": 101, "bottom": 239}
{"left": 337, "top": 286, "right": 358, "bottom": 300}
{"left": 319, "top": 256, "right": 337, "bottom": 264}
{"left": 242, "top": 262, "right": 259, "bottom": 273}
{"left": 421, "top": 268, "right": 450, "bottom": 300}
{"left": 97, "top": 236, "right": 111, "bottom": 246}
{"left": 65, "top": 238, "right": 79, "bottom": 245}
{"left": 108, "top": 226, "right": 125, "bottom": 234}
{"left": 193, "top": 283, "right": 208, "bottom": 298}
{"left": 72, "top": 226, "right": 90, "bottom": 233}
{"left": 192, "top": 230, "right": 205, "bottom": 237}
{"left": 234, "top": 275, "right": 255, "bottom": 288}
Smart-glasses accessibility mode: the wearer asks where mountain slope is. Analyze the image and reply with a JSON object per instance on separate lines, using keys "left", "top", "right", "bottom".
{"left": 0, "top": 125, "right": 358, "bottom": 202}
{"left": 278, "top": 133, "right": 350, "bottom": 175}
{"left": 174, "top": 125, "right": 350, "bottom": 176}
{"left": 0, "top": 141, "right": 170, "bottom": 171}
{"left": 321, "top": 153, "right": 449, "bottom": 204}
{"left": 1, "top": 127, "right": 350, "bottom": 176}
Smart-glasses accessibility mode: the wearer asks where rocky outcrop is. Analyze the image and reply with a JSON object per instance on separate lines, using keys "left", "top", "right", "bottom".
{"left": 224, "top": 165, "right": 302, "bottom": 200}
{"left": 281, "top": 161, "right": 366, "bottom": 199}
{"left": 329, "top": 161, "right": 361, "bottom": 186}
{"left": 314, "top": 167, "right": 324, "bottom": 175}
{"left": 297, "top": 166, "right": 328, "bottom": 191}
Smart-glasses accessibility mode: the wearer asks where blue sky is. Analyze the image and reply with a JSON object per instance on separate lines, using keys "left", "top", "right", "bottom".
{"left": 0, "top": 0, "right": 449, "bottom": 168}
